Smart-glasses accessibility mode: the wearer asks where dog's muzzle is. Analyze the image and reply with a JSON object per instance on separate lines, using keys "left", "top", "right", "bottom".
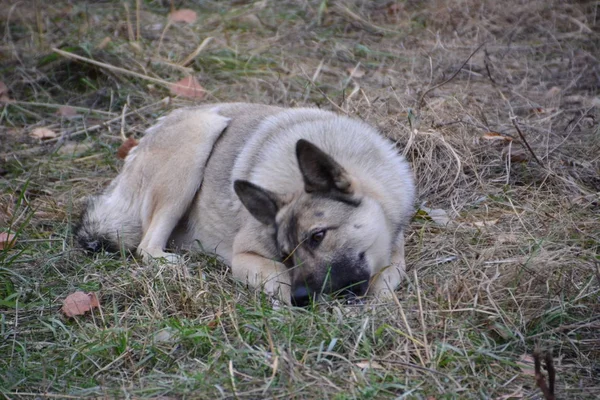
{"left": 291, "top": 271, "right": 370, "bottom": 307}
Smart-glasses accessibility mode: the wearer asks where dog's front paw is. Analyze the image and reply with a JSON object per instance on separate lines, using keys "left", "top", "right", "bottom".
{"left": 138, "top": 248, "right": 183, "bottom": 265}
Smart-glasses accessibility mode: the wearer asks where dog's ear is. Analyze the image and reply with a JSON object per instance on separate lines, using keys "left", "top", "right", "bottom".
{"left": 296, "top": 139, "right": 353, "bottom": 195}
{"left": 234, "top": 180, "right": 282, "bottom": 226}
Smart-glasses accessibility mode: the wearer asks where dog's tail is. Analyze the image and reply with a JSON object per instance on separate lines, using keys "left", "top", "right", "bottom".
{"left": 74, "top": 195, "right": 141, "bottom": 254}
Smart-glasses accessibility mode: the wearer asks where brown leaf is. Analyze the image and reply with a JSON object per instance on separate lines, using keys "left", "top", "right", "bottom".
{"left": 62, "top": 291, "right": 100, "bottom": 317}
{"left": 481, "top": 132, "right": 513, "bottom": 142}
{"left": 116, "top": 137, "right": 139, "bottom": 159}
{"left": 57, "top": 106, "right": 77, "bottom": 118}
{"left": 169, "top": 9, "right": 197, "bottom": 24}
{"left": 170, "top": 76, "right": 205, "bottom": 100}
{"left": 0, "top": 81, "right": 11, "bottom": 102}
{"left": 30, "top": 127, "right": 58, "bottom": 140}
{"left": 0, "top": 232, "right": 16, "bottom": 250}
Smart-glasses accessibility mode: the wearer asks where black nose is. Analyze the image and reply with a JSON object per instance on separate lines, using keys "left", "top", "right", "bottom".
{"left": 291, "top": 286, "right": 313, "bottom": 307}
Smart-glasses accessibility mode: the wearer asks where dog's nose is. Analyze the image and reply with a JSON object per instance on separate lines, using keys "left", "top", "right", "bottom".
{"left": 291, "top": 286, "right": 312, "bottom": 307}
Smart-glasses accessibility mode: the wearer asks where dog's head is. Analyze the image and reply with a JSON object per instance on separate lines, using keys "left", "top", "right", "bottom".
{"left": 234, "top": 139, "right": 392, "bottom": 306}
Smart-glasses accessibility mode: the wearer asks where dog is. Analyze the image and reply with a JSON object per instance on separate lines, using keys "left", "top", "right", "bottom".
{"left": 76, "top": 103, "right": 415, "bottom": 306}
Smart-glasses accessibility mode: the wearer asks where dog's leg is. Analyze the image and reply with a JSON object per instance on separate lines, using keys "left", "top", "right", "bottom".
{"left": 370, "top": 232, "right": 406, "bottom": 296}
{"left": 137, "top": 210, "right": 183, "bottom": 264}
{"left": 231, "top": 252, "right": 291, "bottom": 303}
{"left": 133, "top": 109, "right": 230, "bottom": 264}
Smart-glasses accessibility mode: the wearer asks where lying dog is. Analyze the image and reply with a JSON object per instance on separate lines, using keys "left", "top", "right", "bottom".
{"left": 76, "top": 103, "right": 415, "bottom": 306}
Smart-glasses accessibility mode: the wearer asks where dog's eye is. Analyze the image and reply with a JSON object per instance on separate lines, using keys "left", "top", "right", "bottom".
{"left": 310, "top": 230, "right": 326, "bottom": 245}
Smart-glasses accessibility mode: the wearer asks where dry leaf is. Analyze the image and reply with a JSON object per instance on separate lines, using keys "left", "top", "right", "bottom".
{"left": 30, "top": 127, "right": 58, "bottom": 140}
{"left": 0, "top": 232, "right": 16, "bottom": 250}
{"left": 170, "top": 76, "right": 205, "bottom": 100}
{"left": 0, "top": 81, "right": 11, "bottom": 102}
{"left": 481, "top": 132, "right": 513, "bottom": 142}
{"left": 62, "top": 291, "right": 100, "bottom": 317}
{"left": 57, "top": 106, "right": 77, "bottom": 118}
{"left": 169, "top": 9, "right": 197, "bottom": 23}
{"left": 116, "top": 137, "right": 139, "bottom": 159}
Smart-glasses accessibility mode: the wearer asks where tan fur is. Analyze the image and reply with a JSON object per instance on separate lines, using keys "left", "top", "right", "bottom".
{"left": 76, "top": 103, "right": 415, "bottom": 305}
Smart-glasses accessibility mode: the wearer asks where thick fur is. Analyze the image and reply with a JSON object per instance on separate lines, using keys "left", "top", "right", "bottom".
{"left": 76, "top": 103, "right": 415, "bottom": 305}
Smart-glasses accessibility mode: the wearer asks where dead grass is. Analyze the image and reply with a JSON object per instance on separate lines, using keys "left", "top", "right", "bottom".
{"left": 1, "top": 0, "right": 599, "bottom": 398}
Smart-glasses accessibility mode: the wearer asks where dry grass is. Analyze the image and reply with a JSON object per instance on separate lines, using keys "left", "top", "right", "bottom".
{"left": 1, "top": 0, "right": 599, "bottom": 398}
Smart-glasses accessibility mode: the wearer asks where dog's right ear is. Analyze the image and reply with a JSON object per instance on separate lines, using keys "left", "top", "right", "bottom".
{"left": 234, "top": 180, "right": 282, "bottom": 226}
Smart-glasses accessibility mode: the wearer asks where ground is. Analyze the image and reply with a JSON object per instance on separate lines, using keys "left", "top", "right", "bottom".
{"left": 1, "top": 0, "right": 599, "bottom": 399}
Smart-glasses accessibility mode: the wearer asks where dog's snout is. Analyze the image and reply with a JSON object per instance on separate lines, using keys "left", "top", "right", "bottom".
{"left": 291, "top": 286, "right": 313, "bottom": 307}
{"left": 85, "top": 240, "right": 102, "bottom": 253}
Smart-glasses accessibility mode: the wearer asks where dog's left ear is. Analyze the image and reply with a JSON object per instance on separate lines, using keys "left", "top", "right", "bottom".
{"left": 234, "top": 180, "right": 282, "bottom": 226}
{"left": 296, "top": 139, "right": 354, "bottom": 196}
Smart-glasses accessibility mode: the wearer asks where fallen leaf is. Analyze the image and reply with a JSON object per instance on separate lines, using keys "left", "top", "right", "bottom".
{"left": 418, "top": 206, "right": 452, "bottom": 226}
{"left": 57, "top": 106, "right": 77, "bottom": 118}
{"left": 170, "top": 76, "right": 205, "bottom": 100}
{"left": 116, "top": 137, "right": 139, "bottom": 159}
{"left": 169, "top": 9, "right": 197, "bottom": 23}
{"left": 355, "top": 360, "right": 385, "bottom": 369}
{"left": 0, "top": 232, "right": 16, "bottom": 250}
{"left": 88, "top": 292, "right": 100, "bottom": 308}
{"left": 62, "top": 291, "right": 100, "bottom": 317}
{"left": 30, "top": 127, "right": 58, "bottom": 140}
{"left": 481, "top": 132, "right": 513, "bottom": 142}
{"left": 0, "top": 81, "right": 11, "bottom": 102}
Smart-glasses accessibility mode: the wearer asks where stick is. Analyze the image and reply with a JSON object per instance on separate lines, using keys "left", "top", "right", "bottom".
{"left": 417, "top": 42, "right": 487, "bottom": 111}
{"left": 511, "top": 116, "right": 544, "bottom": 167}
{"left": 533, "top": 350, "right": 556, "bottom": 400}
{"left": 51, "top": 48, "right": 174, "bottom": 89}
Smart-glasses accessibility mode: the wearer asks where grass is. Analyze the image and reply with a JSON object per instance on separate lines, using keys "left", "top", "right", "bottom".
{"left": 1, "top": 0, "right": 599, "bottom": 398}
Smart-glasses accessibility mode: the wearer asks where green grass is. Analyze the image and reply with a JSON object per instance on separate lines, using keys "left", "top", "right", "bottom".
{"left": 1, "top": 0, "right": 599, "bottom": 398}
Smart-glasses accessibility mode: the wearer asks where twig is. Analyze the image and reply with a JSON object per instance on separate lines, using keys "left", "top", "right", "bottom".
{"left": 120, "top": 103, "right": 128, "bottom": 141}
{"left": 417, "top": 42, "right": 487, "bottom": 111}
{"left": 533, "top": 350, "right": 556, "bottom": 400}
{"left": 8, "top": 100, "right": 116, "bottom": 116}
{"left": 510, "top": 116, "right": 544, "bottom": 167}
{"left": 51, "top": 48, "right": 174, "bottom": 89}
{"left": 180, "top": 37, "right": 214, "bottom": 67}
